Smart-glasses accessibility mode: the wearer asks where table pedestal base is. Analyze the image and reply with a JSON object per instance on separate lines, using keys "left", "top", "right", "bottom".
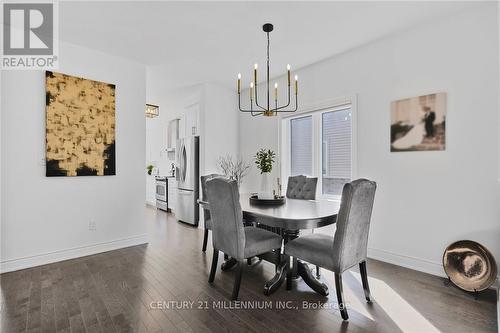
{"left": 262, "top": 260, "right": 329, "bottom": 296}
{"left": 297, "top": 261, "right": 329, "bottom": 296}
{"left": 221, "top": 257, "right": 237, "bottom": 271}
{"left": 264, "top": 261, "right": 287, "bottom": 295}
{"left": 264, "top": 229, "right": 329, "bottom": 296}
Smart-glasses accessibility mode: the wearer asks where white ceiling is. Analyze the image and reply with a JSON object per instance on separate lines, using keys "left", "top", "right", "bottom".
{"left": 60, "top": 1, "right": 480, "bottom": 90}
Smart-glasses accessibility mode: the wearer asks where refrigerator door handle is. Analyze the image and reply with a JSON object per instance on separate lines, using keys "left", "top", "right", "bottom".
{"left": 178, "top": 141, "right": 184, "bottom": 183}
{"left": 181, "top": 143, "right": 187, "bottom": 182}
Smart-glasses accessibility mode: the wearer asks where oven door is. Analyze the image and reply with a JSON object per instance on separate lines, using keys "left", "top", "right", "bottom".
{"left": 155, "top": 182, "right": 167, "bottom": 202}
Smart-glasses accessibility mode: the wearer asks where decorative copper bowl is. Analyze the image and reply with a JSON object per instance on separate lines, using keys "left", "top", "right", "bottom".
{"left": 443, "top": 240, "right": 497, "bottom": 292}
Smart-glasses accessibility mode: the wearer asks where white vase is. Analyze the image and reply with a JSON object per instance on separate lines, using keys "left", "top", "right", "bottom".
{"left": 258, "top": 172, "right": 273, "bottom": 199}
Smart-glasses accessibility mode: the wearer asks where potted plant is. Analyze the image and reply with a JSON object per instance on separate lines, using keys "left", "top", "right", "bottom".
{"left": 254, "top": 148, "right": 276, "bottom": 199}
{"left": 146, "top": 164, "right": 154, "bottom": 175}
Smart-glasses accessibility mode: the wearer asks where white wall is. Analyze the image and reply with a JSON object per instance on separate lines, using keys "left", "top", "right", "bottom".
{"left": 239, "top": 108, "right": 281, "bottom": 193}
{"left": 202, "top": 83, "right": 239, "bottom": 174}
{"left": 240, "top": 4, "right": 499, "bottom": 276}
{"left": 0, "top": 41, "right": 148, "bottom": 273}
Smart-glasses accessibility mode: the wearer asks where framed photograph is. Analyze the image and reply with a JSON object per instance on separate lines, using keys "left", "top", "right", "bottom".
{"left": 390, "top": 92, "right": 446, "bottom": 152}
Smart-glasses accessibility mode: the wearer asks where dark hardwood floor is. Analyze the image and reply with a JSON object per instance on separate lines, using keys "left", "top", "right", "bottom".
{"left": 1, "top": 207, "right": 497, "bottom": 332}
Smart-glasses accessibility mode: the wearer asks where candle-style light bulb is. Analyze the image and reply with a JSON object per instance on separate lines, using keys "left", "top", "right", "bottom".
{"left": 250, "top": 82, "right": 254, "bottom": 100}
{"left": 274, "top": 82, "right": 278, "bottom": 100}
{"left": 237, "top": 73, "right": 241, "bottom": 93}
{"left": 254, "top": 63, "right": 258, "bottom": 70}
{"left": 287, "top": 64, "right": 291, "bottom": 86}
{"left": 294, "top": 75, "right": 298, "bottom": 95}
{"left": 254, "top": 63, "right": 258, "bottom": 85}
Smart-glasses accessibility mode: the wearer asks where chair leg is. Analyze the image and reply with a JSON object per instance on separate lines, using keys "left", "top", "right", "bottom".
{"left": 202, "top": 229, "right": 209, "bottom": 252}
{"left": 359, "top": 261, "right": 372, "bottom": 302}
{"left": 286, "top": 256, "right": 292, "bottom": 290}
{"left": 316, "top": 265, "right": 320, "bottom": 278}
{"left": 247, "top": 258, "right": 253, "bottom": 265}
{"left": 208, "top": 249, "right": 219, "bottom": 283}
{"left": 231, "top": 260, "right": 244, "bottom": 300}
{"left": 334, "top": 273, "right": 349, "bottom": 320}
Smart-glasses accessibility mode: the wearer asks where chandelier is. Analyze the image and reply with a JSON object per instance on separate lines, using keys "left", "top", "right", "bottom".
{"left": 145, "top": 104, "right": 159, "bottom": 118}
{"left": 238, "top": 23, "right": 298, "bottom": 117}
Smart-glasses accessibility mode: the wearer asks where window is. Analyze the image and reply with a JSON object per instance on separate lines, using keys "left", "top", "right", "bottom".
{"left": 290, "top": 116, "right": 312, "bottom": 176}
{"left": 322, "top": 108, "right": 352, "bottom": 196}
{"left": 282, "top": 103, "right": 353, "bottom": 199}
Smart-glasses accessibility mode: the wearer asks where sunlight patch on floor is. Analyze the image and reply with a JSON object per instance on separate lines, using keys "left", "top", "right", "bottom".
{"left": 350, "top": 271, "right": 441, "bottom": 333}
{"left": 319, "top": 269, "right": 375, "bottom": 321}
{"left": 342, "top": 280, "right": 374, "bottom": 321}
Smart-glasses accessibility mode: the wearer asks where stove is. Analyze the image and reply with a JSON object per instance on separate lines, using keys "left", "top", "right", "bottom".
{"left": 155, "top": 176, "right": 168, "bottom": 211}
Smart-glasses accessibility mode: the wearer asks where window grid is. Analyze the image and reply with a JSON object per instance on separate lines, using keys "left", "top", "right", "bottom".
{"left": 285, "top": 104, "right": 353, "bottom": 199}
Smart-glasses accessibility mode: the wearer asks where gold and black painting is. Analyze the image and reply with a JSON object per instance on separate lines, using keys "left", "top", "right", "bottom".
{"left": 45, "top": 71, "right": 116, "bottom": 176}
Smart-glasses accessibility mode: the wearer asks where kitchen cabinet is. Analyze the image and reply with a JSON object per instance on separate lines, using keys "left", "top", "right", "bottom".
{"left": 167, "top": 119, "right": 179, "bottom": 152}
{"left": 179, "top": 103, "right": 199, "bottom": 138}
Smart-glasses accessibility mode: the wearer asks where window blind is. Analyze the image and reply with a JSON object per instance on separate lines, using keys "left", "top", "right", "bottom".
{"left": 322, "top": 108, "right": 352, "bottom": 195}
{"left": 290, "top": 115, "right": 312, "bottom": 176}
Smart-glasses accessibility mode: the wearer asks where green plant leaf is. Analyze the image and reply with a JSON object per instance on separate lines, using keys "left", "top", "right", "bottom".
{"left": 254, "top": 148, "right": 275, "bottom": 174}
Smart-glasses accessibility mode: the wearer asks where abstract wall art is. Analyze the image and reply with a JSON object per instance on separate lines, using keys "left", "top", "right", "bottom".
{"left": 390, "top": 92, "right": 447, "bottom": 152}
{"left": 45, "top": 71, "right": 116, "bottom": 176}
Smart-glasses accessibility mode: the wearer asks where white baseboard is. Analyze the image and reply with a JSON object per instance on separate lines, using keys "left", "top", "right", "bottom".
{"left": 0, "top": 234, "right": 149, "bottom": 274}
{"left": 145, "top": 200, "right": 156, "bottom": 207}
{"left": 368, "top": 247, "right": 445, "bottom": 277}
{"left": 369, "top": 247, "right": 500, "bottom": 285}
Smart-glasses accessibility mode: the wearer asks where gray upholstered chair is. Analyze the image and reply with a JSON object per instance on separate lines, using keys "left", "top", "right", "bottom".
{"left": 206, "top": 177, "right": 282, "bottom": 300}
{"left": 286, "top": 175, "right": 317, "bottom": 200}
{"left": 286, "top": 175, "right": 320, "bottom": 277}
{"left": 285, "top": 179, "right": 377, "bottom": 320}
{"left": 200, "top": 174, "right": 221, "bottom": 252}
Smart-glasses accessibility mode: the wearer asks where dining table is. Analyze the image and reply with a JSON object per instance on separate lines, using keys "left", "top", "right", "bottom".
{"left": 198, "top": 193, "right": 340, "bottom": 296}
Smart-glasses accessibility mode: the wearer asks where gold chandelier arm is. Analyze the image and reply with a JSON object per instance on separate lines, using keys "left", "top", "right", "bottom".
{"left": 253, "top": 83, "right": 268, "bottom": 111}
{"left": 238, "top": 93, "right": 253, "bottom": 112}
{"left": 274, "top": 93, "right": 298, "bottom": 113}
{"left": 238, "top": 93, "right": 263, "bottom": 116}
{"left": 274, "top": 82, "right": 292, "bottom": 111}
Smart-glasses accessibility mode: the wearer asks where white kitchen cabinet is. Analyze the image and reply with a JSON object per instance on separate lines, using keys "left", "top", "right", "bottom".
{"left": 179, "top": 114, "right": 186, "bottom": 139}
{"left": 179, "top": 103, "right": 199, "bottom": 138}
{"left": 167, "top": 119, "right": 179, "bottom": 152}
{"left": 167, "top": 177, "right": 177, "bottom": 212}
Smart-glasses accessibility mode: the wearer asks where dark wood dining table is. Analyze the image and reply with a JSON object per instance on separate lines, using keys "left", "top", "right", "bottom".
{"left": 199, "top": 193, "right": 340, "bottom": 296}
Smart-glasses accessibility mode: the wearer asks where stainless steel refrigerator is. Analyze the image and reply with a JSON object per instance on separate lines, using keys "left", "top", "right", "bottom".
{"left": 176, "top": 136, "right": 199, "bottom": 226}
